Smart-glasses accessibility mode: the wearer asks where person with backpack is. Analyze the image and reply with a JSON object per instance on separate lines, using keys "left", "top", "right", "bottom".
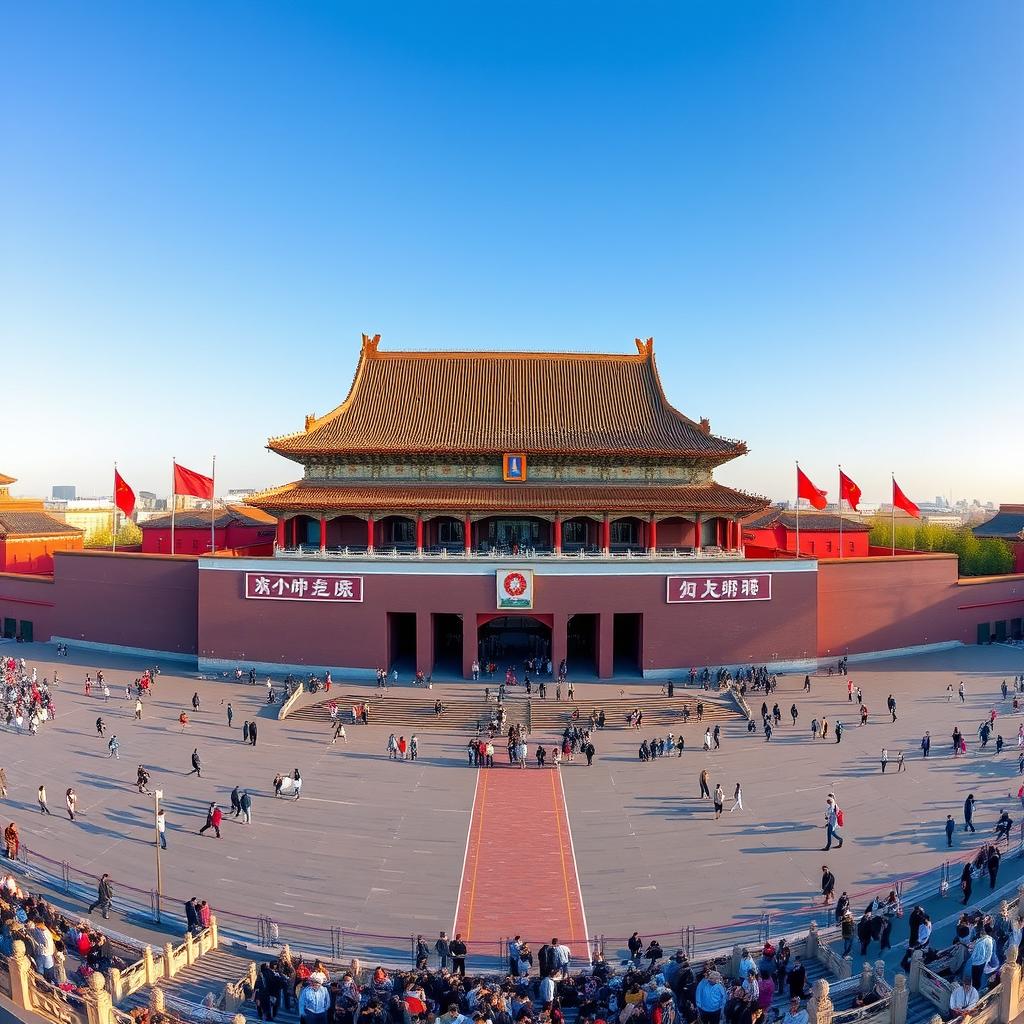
{"left": 824, "top": 798, "right": 844, "bottom": 850}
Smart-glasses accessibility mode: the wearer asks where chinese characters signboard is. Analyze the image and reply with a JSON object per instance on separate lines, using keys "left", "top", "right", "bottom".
{"left": 666, "top": 573, "right": 772, "bottom": 604}
{"left": 245, "top": 572, "right": 364, "bottom": 603}
{"left": 497, "top": 568, "right": 534, "bottom": 609}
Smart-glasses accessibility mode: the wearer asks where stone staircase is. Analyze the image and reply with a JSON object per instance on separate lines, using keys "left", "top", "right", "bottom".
{"left": 288, "top": 691, "right": 738, "bottom": 733}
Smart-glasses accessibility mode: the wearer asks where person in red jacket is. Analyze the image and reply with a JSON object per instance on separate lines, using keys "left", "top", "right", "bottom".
{"left": 198, "top": 802, "right": 222, "bottom": 838}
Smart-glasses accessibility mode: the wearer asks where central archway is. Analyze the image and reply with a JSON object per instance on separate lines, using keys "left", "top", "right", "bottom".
{"left": 477, "top": 613, "right": 552, "bottom": 668}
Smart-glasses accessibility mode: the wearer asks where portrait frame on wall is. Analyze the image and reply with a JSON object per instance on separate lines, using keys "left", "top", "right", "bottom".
{"left": 502, "top": 453, "right": 527, "bottom": 481}
{"left": 496, "top": 568, "right": 534, "bottom": 609}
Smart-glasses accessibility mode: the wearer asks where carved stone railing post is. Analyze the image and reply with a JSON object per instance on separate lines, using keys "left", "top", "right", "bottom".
{"left": 908, "top": 950, "right": 923, "bottom": 992}
{"left": 874, "top": 961, "right": 887, "bottom": 989}
{"left": 730, "top": 945, "right": 743, "bottom": 979}
{"left": 150, "top": 986, "right": 166, "bottom": 1014}
{"left": 860, "top": 961, "right": 874, "bottom": 997}
{"left": 890, "top": 975, "right": 908, "bottom": 1024}
{"left": 163, "top": 941, "right": 176, "bottom": 979}
{"left": 108, "top": 966, "right": 123, "bottom": 1003}
{"left": 7, "top": 939, "right": 33, "bottom": 1009}
{"left": 210, "top": 914, "right": 220, "bottom": 949}
{"left": 184, "top": 930, "right": 196, "bottom": 966}
{"left": 808, "top": 978, "right": 833, "bottom": 1024}
{"left": 85, "top": 970, "right": 114, "bottom": 1024}
{"left": 143, "top": 945, "right": 157, "bottom": 986}
{"left": 999, "top": 949, "right": 1021, "bottom": 1024}
{"left": 807, "top": 921, "right": 819, "bottom": 959}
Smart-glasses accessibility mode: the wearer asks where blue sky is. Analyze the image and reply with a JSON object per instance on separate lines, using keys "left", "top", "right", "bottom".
{"left": 2, "top": 2, "right": 1021, "bottom": 503}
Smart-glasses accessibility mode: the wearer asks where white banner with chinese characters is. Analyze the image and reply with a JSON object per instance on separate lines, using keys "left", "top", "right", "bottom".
{"left": 666, "top": 573, "right": 771, "bottom": 604}
{"left": 496, "top": 568, "right": 534, "bottom": 609}
{"left": 245, "top": 572, "right": 364, "bottom": 603}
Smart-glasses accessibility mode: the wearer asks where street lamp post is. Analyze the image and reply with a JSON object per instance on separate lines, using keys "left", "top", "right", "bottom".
{"left": 154, "top": 789, "right": 163, "bottom": 923}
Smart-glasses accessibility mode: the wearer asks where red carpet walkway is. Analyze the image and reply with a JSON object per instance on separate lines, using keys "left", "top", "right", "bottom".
{"left": 454, "top": 766, "right": 590, "bottom": 960}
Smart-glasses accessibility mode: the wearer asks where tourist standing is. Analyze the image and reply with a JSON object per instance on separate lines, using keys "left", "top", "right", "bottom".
{"left": 38, "top": 785, "right": 52, "bottom": 815}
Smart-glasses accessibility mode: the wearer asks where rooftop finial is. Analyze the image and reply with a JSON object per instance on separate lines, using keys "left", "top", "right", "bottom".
{"left": 634, "top": 337, "right": 654, "bottom": 357}
{"left": 362, "top": 333, "right": 382, "bottom": 354}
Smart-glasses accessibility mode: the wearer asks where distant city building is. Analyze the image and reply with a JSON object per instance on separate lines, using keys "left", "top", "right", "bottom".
{"left": 51, "top": 485, "right": 76, "bottom": 500}
{"left": 0, "top": 472, "right": 84, "bottom": 574}
{"left": 45, "top": 498, "right": 125, "bottom": 542}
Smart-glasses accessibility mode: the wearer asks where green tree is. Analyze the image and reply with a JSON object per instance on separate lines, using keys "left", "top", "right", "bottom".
{"left": 868, "top": 517, "right": 1014, "bottom": 576}
{"left": 85, "top": 521, "right": 143, "bottom": 549}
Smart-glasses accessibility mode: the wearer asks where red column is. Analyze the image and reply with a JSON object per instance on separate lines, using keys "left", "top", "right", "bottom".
{"left": 464, "top": 514, "right": 472, "bottom": 555}
{"left": 416, "top": 515, "right": 424, "bottom": 554}
{"left": 602, "top": 515, "right": 610, "bottom": 554}
{"left": 693, "top": 513, "right": 702, "bottom": 551}
{"left": 554, "top": 515, "right": 562, "bottom": 555}
{"left": 367, "top": 516, "right": 375, "bottom": 553}
{"left": 648, "top": 516, "right": 657, "bottom": 553}
{"left": 276, "top": 518, "right": 286, "bottom": 550}
{"left": 319, "top": 515, "right": 327, "bottom": 553}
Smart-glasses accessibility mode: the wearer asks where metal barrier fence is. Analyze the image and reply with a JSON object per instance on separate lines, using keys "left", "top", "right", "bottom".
{"left": 10, "top": 831, "right": 1021, "bottom": 973}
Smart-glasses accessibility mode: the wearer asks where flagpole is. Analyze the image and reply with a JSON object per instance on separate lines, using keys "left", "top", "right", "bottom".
{"left": 171, "top": 459, "right": 176, "bottom": 556}
{"left": 891, "top": 473, "right": 895, "bottom": 557}
{"left": 838, "top": 465, "right": 843, "bottom": 559}
{"left": 112, "top": 462, "right": 117, "bottom": 554}
{"left": 795, "top": 461, "right": 800, "bottom": 557}
{"left": 211, "top": 455, "right": 216, "bottom": 555}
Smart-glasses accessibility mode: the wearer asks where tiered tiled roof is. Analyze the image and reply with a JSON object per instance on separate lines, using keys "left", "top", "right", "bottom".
{"left": 248, "top": 481, "right": 767, "bottom": 515}
{"left": 745, "top": 508, "right": 871, "bottom": 533}
{"left": 139, "top": 505, "right": 277, "bottom": 531}
{"left": 0, "top": 473, "right": 15, "bottom": 486}
{"left": 268, "top": 336, "right": 747, "bottom": 461}
{"left": 973, "top": 506, "right": 1024, "bottom": 540}
{"left": 0, "top": 511, "right": 84, "bottom": 538}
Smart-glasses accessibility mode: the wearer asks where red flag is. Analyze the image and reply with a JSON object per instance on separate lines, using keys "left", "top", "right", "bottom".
{"left": 892, "top": 478, "right": 920, "bottom": 519}
{"left": 796, "top": 466, "right": 828, "bottom": 510}
{"left": 114, "top": 469, "right": 136, "bottom": 518}
{"left": 173, "top": 462, "right": 214, "bottom": 500}
{"left": 839, "top": 470, "right": 861, "bottom": 512}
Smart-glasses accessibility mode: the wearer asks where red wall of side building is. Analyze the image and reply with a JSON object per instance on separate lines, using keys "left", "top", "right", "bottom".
{"left": 817, "top": 555, "right": 1024, "bottom": 656}
{"left": 744, "top": 526, "right": 869, "bottom": 558}
{"left": 0, "top": 535, "right": 85, "bottom": 574}
{"left": 142, "top": 523, "right": 275, "bottom": 556}
{"left": 0, "top": 572, "right": 59, "bottom": 639}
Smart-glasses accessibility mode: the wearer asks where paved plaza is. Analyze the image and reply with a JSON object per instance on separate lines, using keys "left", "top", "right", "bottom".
{"left": 3, "top": 640, "right": 1024, "bottom": 964}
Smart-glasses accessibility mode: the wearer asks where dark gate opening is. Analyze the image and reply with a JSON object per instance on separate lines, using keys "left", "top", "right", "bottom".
{"left": 567, "top": 613, "right": 598, "bottom": 676}
{"left": 18, "top": 620, "right": 33, "bottom": 643}
{"left": 433, "top": 613, "right": 463, "bottom": 678}
{"left": 388, "top": 612, "right": 417, "bottom": 677}
{"left": 613, "top": 613, "right": 642, "bottom": 675}
{"left": 478, "top": 616, "right": 551, "bottom": 669}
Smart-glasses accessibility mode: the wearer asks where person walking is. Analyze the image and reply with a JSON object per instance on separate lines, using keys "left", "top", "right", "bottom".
{"left": 136, "top": 765, "right": 152, "bottom": 795}
{"left": 249, "top": 722, "right": 258, "bottom": 746}
{"left": 0, "top": 767, "right": 7, "bottom": 799}
{"left": 65, "top": 788, "right": 77, "bottom": 821}
{"left": 897, "top": 751, "right": 906, "bottom": 772}
{"left": 945, "top": 815, "right": 956, "bottom": 848}
{"left": 824, "top": 798, "right": 843, "bottom": 850}
{"left": 857, "top": 909, "right": 874, "bottom": 956}
{"left": 133, "top": 698, "right": 143, "bottom": 720}
{"left": 959, "top": 681, "right": 966, "bottom": 703}
{"left": 38, "top": 785, "right": 52, "bottom": 815}
{"left": 242, "top": 720, "right": 250, "bottom": 743}
{"left": 187, "top": 749, "right": 202, "bottom": 778}
{"left": 191, "top": 692, "right": 201, "bottom": 713}
{"left": 88, "top": 874, "right": 114, "bottom": 919}
{"left": 729, "top": 782, "right": 744, "bottom": 813}
{"left": 881, "top": 749, "right": 889, "bottom": 773}
{"left": 791, "top": 703, "right": 798, "bottom": 725}
{"left": 964, "top": 794, "right": 976, "bottom": 833}
{"left": 107, "top": 735, "right": 120, "bottom": 759}
{"left": 230, "top": 786, "right": 242, "bottom": 818}
{"left": 821, "top": 865, "right": 836, "bottom": 906}
{"left": 156, "top": 808, "right": 167, "bottom": 849}
{"left": 713, "top": 784, "right": 725, "bottom": 820}
{"left": 699, "top": 769, "right": 711, "bottom": 800}
{"left": 435, "top": 931, "right": 451, "bottom": 970}
{"left": 961, "top": 861, "right": 973, "bottom": 905}
{"left": 226, "top": 703, "right": 233, "bottom": 728}
{"left": 332, "top": 720, "right": 347, "bottom": 744}
{"left": 921, "top": 732, "right": 931, "bottom": 758}
{"left": 198, "top": 802, "right": 222, "bottom": 838}
{"left": 240, "top": 790, "right": 252, "bottom": 824}
{"left": 887, "top": 695, "right": 897, "bottom": 722}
